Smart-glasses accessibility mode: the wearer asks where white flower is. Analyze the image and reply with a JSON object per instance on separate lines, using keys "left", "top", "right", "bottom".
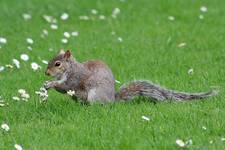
{"left": 91, "top": 9, "right": 98, "bottom": 15}
{"left": 0, "top": 66, "right": 4, "bottom": 72}
{"left": 67, "top": 90, "right": 75, "bottom": 96}
{"left": 221, "top": 137, "right": 225, "bottom": 141}
{"left": 43, "top": 15, "right": 54, "bottom": 23}
{"left": 199, "top": 15, "right": 204, "bottom": 20}
{"left": 12, "top": 59, "right": 20, "bottom": 69}
{"left": 61, "top": 13, "right": 69, "bottom": 20}
{"left": 61, "top": 38, "right": 68, "bottom": 44}
{"left": 27, "top": 46, "right": 32, "bottom": 51}
{"left": 113, "top": 8, "right": 120, "bottom": 14}
{"left": 1, "top": 123, "right": 10, "bottom": 131}
{"left": 14, "top": 144, "right": 23, "bottom": 150}
{"left": 18, "top": 89, "right": 26, "bottom": 95}
{"left": 26, "top": 38, "right": 33, "bottom": 44}
{"left": 141, "top": 116, "right": 150, "bottom": 121}
{"left": 178, "top": 42, "right": 186, "bottom": 48}
{"left": 18, "top": 92, "right": 29, "bottom": 100}
{"left": 209, "top": 140, "right": 213, "bottom": 144}
{"left": 42, "top": 60, "right": 48, "bottom": 64}
{"left": 43, "top": 29, "right": 48, "bottom": 35}
{"left": 118, "top": 37, "right": 123, "bottom": 42}
{"left": 115, "top": 80, "right": 121, "bottom": 84}
{"left": 186, "top": 139, "right": 193, "bottom": 146}
{"left": 22, "top": 13, "right": 32, "bottom": 20}
{"left": 0, "top": 103, "right": 5, "bottom": 107}
{"left": 31, "top": 62, "right": 40, "bottom": 71}
{"left": 71, "top": 31, "right": 79, "bottom": 37}
{"left": 202, "top": 126, "right": 207, "bottom": 130}
{"left": 12, "top": 96, "right": 20, "bottom": 101}
{"left": 64, "top": 32, "right": 70, "bottom": 38}
{"left": 112, "top": 8, "right": 120, "bottom": 18}
{"left": 99, "top": 15, "right": 106, "bottom": 20}
{"left": 5, "top": 64, "right": 13, "bottom": 68}
{"left": 79, "top": 16, "right": 89, "bottom": 20}
{"left": 168, "top": 16, "right": 175, "bottom": 21}
{"left": 20, "top": 54, "right": 29, "bottom": 61}
{"left": 188, "top": 68, "right": 194, "bottom": 75}
{"left": 35, "top": 87, "right": 48, "bottom": 102}
{"left": 21, "top": 98, "right": 28, "bottom": 102}
{"left": 21, "top": 93, "right": 30, "bottom": 99}
{"left": 176, "top": 139, "right": 185, "bottom": 147}
{"left": 50, "top": 24, "right": 58, "bottom": 30}
{"left": 200, "top": 6, "right": 207, "bottom": 12}
{"left": 0, "top": 37, "right": 7, "bottom": 44}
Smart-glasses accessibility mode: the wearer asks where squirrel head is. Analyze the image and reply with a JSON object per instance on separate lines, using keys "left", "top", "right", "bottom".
{"left": 45, "top": 49, "right": 72, "bottom": 78}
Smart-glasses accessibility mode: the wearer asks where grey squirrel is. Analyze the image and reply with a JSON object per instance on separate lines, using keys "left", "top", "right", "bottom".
{"left": 44, "top": 50, "right": 218, "bottom": 103}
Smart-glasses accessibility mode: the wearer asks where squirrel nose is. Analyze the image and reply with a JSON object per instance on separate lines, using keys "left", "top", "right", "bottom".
{"left": 45, "top": 70, "right": 50, "bottom": 76}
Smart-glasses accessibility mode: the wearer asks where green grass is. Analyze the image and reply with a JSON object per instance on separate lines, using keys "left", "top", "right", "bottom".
{"left": 0, "top": 0, "right": 225, "bottom": 149}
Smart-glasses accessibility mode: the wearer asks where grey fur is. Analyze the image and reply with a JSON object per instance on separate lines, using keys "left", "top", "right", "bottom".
{"left": 45, "top": 51, "right": 218, "bottom": 103}
{"left": 115, "top": 80, "right": 218, "bottom": 101}
{"left": 45, "top": 53, "right": 115, "bottom": 103}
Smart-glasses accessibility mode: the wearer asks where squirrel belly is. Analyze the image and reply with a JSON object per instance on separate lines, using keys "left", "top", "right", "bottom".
{"left": 115, "top": 80, "right": 218, "bottom": 101}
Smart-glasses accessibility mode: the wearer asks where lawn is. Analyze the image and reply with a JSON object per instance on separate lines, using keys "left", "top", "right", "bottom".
{"left": 0, "top": 0, "right": 225, "bottom": 149}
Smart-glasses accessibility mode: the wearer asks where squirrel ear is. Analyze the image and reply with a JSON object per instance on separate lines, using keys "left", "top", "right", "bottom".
{"left": 59, "top": 49, "right": 65, "bottom": 55}
{"left": 64, "top": 50, "right": 71, "bottom": 60}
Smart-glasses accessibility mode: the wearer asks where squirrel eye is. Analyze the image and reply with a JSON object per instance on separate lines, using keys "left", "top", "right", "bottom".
{"left": 55, "top": 62, "right": 61, "bottom": 67}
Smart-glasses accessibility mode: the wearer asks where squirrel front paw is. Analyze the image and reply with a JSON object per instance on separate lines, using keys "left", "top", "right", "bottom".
{"left": 44, "top": 81, "right": 57, "bottom": 90}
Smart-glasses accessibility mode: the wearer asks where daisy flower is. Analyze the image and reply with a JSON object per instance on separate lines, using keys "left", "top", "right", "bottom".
{"left": 141, "top": 116, "right": 150, "bottom": 121}
{"left": 112, "top": 8, "right": 120, "bottom": 18}
{"left": 168, "top": 16, "right": 175, "bottom": 21}
{"left": 50, "top": 24, "right": 58, "bottom": 30}
{"left": 200, "top": 6, "right": 207, "bottom": 12}
{"left": 71, "top": 31, "right": 79, "bottom": 37}
{"left": 61, "top": 38, "right": 68, "bottom": 44}
{"left": 188, "top": 68, "right": 194, "bottom": 75}
{"left": 14, "top": 144, "right": 23, "bottom": 150}
{"left": 64, "top": 32, "right": 70, "bottom": 38}
{"left": 20, "top": 54, "right": 29, "bottom": 61}
{"left": 67, "top": 90, "right": 75, "bottom": 96}
{"left": 99, "top": 15, "right": 106, "bottom": 20}
{"left": 91, "top": 9, "right": 98, "bottom": 15}
{"left": 12, "top": 96, "right": 20, "bottom": 101}
{"left": 22, "top": 13, "right": 32, "bottom": 20}
{"left": 12, "top": 59, "right": 20, "bottom": 68}
{"left": 0, "top": 66, "right": 5, "bottom": 72}
{"left": 176, "top": 139, "right": 185, "bottom": 147}
{"left": 61, "top": 13, "right": 69, "bottom": 20}
{"left": 26, "top": 38, "right": 33, "bottom": 44}
{"left": 79, "top": 16, "right": 89, "bottom": 20}
{"left": 1, "top": 123, "right": 10, "bottom": 131}
{"left": 31, "top": 62, "right": 41, "bottom": 71}
{"left": 0, "top": 37, "right": 7, "bottom": 44}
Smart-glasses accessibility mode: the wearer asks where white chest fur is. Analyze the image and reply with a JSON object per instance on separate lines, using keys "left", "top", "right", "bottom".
{"left": 57, "top": 73, "right": 67, "bottom": 84}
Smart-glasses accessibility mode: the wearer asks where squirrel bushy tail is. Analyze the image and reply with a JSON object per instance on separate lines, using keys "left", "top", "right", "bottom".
{"left": 115, "top": 80, "right": 218, "bottom": 101}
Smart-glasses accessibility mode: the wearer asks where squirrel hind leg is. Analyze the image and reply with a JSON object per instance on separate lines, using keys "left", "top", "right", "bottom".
{"left": 87, "top": 87, "right": 115, "bottom": 103}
